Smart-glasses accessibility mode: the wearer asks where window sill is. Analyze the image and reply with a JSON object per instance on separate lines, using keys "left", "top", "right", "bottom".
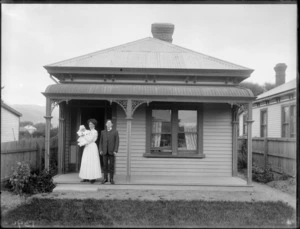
{"left": 143, "top": 153, "right": 206, "bottom": 159}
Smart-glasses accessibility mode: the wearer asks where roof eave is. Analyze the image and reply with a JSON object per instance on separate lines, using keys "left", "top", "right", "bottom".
{"left": 44, "top": 66, "right": 253, "bottom": 78}
{"left": 1, "top": 102, "right": 22, "bottom": 117}
{"left": 255, "top": 88, "right": 296, "bottom": 103}
{"left": 42, "top": 92, "right": 255, "bottom": 103}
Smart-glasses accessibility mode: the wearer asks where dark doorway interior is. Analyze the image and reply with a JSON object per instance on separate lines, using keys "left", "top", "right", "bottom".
{"left": 80, "top": 107, "right": 106, "bottom": 145}
{"left": 78, "top": 106, "right": 112, "bottom": 171}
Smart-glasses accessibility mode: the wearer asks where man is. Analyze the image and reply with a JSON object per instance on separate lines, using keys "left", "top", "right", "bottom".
{"left": 99, "top": 119, "right": 119, "bottom": 184}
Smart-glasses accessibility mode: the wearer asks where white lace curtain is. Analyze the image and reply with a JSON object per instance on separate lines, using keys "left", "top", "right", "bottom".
{"left": 152, "top": 121, "right": 162, "bottom": 147}
{"left": 184, "top": 125, "right": 197, "bottom": 150}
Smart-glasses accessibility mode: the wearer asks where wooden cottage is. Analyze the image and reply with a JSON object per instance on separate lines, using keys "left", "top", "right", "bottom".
{"left": 43, "top": 23, "right": 255, "bottom": 187}
{"left": 1, "top": 101, "right": 22, "bottom": 142}
{"left": 239, "top": 64, "right": 296, "bottom": 138}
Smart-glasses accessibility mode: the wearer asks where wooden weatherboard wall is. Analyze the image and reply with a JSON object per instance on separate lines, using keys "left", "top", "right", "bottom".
{"left": 115, "top": 103, "right": 232, "bottom": 177}
{"left": 1, "top": 107, "right": 20, "bottom": 142}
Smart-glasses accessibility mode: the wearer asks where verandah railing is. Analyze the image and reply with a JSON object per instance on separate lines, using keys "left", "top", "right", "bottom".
{"left": 238, "top": 137, "right": 296, "bottom": 177}
{"left": 1, "top": 137, "right": 58, "bottom": 181}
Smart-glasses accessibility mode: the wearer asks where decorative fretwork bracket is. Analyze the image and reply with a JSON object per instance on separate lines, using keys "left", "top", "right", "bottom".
{"left": 51, "top": 99, "right": 71, "bottom": 114}
{"left": 111, "top": 99, "right": 150, "bottom": 119}
{"left": 113, "top": 99, "right": 128, "bottom": 116}
{"left": 228, "top": 103, "right": 248, "bottom": 115}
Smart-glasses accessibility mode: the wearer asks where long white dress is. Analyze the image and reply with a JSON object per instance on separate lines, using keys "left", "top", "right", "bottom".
{"left": 79, "top": 129, "right": 102, "bottom": 180}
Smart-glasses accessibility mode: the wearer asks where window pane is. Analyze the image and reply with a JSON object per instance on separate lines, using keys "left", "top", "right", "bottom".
{"left": 178, "top": 110, "right": 197, "bottom": 151}
{"left": 290, "top": 105, "right": 296, "bottom": 137}
{"left": 178, "top": 110, "right": 197, "bottom": 132}
{"left": 282, "top": 124, "right": 288, "bottom": 138}
{"left": 178, "top": 133, "right": 197, "bottom": 150}
{"left": 260, "top": 110, "right": 267, "bottom": 137}
{"left": 152, "top": 110, "right": 171, "bottom": 133}
{"left": 151, "top": 110, "right": 172, "bottom": 153}
{"left": 261, "top": 111, "right": 267, "bottom": 124}
{"left": 151, "top": 134, "right": 171, "bottom": 149}
{"left": 261, "top": 126, "right": 267, "bottom": 138}
{"left": 283, "top": 107, "right": 289, "bottom": 123}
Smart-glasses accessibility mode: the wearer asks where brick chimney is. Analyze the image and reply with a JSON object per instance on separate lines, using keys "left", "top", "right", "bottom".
{"left": 274, "top": 63, "right": 287, "bottom": 86}
{"left": 151, "top": 23, "right": 174, "bottom": 43}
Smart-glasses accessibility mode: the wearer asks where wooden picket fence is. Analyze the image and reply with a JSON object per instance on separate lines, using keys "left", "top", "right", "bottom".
{"left": 238, "top": 137, "right": 296, "bottom": 177}
{"left": 1, "top": 136, "right": 58, "bottom": 181}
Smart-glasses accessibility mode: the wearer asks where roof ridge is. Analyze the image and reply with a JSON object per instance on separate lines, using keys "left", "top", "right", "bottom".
{"left": 45, "top": 37, "right": 151, "bottom": 67}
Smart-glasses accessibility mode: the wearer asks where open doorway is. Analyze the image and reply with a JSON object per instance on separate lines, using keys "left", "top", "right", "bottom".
{"left": 80, "top": 107, "right": 106, "bottom": 145}
{"left": 78, "top": 106, "right": 112, "bottom": 171}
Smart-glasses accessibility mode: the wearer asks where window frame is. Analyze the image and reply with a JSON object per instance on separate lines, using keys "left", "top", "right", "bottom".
{"left": 144, "top": 102, "right": 204, "bottom": 158}
{"left": 281, "top": 103, "right": 296, "bottom": 138}
{"left": 260, "top": 108, "right": 268, "bottom": 138}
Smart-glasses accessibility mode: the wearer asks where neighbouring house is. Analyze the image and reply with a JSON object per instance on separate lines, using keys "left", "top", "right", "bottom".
{"left": 238, "top": 63, "right": 297, "bottom": 176}
{"left": 43, "top": 23, "right": 256, "bottom": 187}
{"left": 1, "top": 100, "right": 22, "bottom": 142}
{"left": 239, "top": 63, "right": 297, "bottom": 138}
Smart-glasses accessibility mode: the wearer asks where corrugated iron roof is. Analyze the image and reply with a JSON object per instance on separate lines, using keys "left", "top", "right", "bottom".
{"left": 46, "top": 38, "right": 252, "bottom": 71}
{"left": 256, "top": 78, "right": 297, "bottom": 100}
{"left": 44, "top": 84, "right": 254, "bottom": 100}
{"left": 1, "top": 101, "right": 22, "bottom": 117}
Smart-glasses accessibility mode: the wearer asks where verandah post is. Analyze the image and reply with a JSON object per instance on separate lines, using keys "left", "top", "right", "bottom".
{"left": 246, "top": 102, "right": 254, "bottom": 185}
{"left": 263, "top": 137, "right": 268, "bottom": 170}
{"left": 232, "top": 105, "right": 239, "bottom": 177}
{"left": 125, "top": 99, "right": 133, "bottom": 184}
{"left": 44, "top": 97, "right": 52, "bottom": 170}
{"left": 58, "top": 103, "right": 65, "bottom": 174}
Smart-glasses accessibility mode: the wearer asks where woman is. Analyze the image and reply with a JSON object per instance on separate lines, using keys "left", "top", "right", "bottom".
{"left": 79, "top": 119, "right": 102, "bottom": 184}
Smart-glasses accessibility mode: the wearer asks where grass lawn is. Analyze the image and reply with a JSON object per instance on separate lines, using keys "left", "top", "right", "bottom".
{"left": 2, "top": 198, "right": 296, "bottom": 228}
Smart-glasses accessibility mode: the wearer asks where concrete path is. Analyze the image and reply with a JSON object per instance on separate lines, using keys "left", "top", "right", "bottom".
{"left": 33, "top": 181, "right": 296, "bottom": 210}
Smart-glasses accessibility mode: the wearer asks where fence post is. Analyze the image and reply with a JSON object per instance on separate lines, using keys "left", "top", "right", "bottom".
{"left": 36, "top": 142, "right": 40, "bottom": 172}
{"left": 264, "top": 138, "right": 268, "bottom": 169}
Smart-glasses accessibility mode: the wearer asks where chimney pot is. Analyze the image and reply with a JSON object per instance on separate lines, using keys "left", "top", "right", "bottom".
{"left": 151, "top": 23, "right": 174, "bottom": 43}
{"left": 274, "top": 63, "right": 287, "bottom": 86}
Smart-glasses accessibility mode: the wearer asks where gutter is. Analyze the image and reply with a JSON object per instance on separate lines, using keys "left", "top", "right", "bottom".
{"left": 50, "top": 74, "right": 59, "bottom": 84}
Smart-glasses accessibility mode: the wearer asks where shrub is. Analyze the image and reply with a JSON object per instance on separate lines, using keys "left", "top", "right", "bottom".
{"left": 8, "top": 161, "right": 56, "bottom": 195}
{"left": 252, "top": 163, "right": 274, "bottom": 183}
{"left": 9, "top": 162, "right": 31, "bottom": 195}
{"left": 278, "top": 172, "right": 290, "bottom": 181}
{"left": 23, "top": 168, "right": 56, "bottom": 195}
{"left": 238, "top": 139, "right": 248, "bottom": 170}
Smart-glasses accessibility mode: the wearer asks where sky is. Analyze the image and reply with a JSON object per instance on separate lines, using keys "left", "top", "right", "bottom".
{"left": 1, "top": 4, "right": 297, "bottom": 106}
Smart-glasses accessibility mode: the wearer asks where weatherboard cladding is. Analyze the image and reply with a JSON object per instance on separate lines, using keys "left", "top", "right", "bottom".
{"left": 47, "top": 38, "right": 251, "bottom": 70}
{"left": 45, "top": 84, "right": 254, "bottom": 98}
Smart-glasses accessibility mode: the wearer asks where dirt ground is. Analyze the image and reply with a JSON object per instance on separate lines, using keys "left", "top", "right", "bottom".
{"left": 266, "top": 176, "right": 296, "bottom": 196}
{"left": 238, "top": 169, "right": 296, "bottom": 196}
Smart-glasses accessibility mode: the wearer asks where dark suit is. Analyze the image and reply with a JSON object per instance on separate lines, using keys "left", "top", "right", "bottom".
{"left": 99, "top": 128, "right": 119, "bottom": 180}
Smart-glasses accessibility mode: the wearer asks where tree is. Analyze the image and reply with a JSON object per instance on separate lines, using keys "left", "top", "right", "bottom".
{"left": 19, "top": 121, "right": 58, "bottom": 139}
{"left": 263, "top": 82, "right": 276, "bottom": 91}
{"left": 238, "top": 81, "right": 277, "bottom": 115}
{"left": 20, "top": 121, "right": 34, "bottom": 127}
{"left": 239, "top": 82, "right": 264, "bottom": 96}
{"left": 239, "top": 81, "right": 276, "bottom": 97}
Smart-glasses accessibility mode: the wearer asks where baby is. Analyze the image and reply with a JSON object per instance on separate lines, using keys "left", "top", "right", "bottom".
{"left": 77, "top": 125, "right": 90, "bottom": 147}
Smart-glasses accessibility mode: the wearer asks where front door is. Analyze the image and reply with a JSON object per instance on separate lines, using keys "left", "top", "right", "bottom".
{"left": 69, "top": 100, "right": 112, "bottom": 173}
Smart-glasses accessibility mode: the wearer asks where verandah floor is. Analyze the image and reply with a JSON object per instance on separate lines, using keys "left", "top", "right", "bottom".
{"left": 53, "top": 173, "right": 252, "bottom": 192}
